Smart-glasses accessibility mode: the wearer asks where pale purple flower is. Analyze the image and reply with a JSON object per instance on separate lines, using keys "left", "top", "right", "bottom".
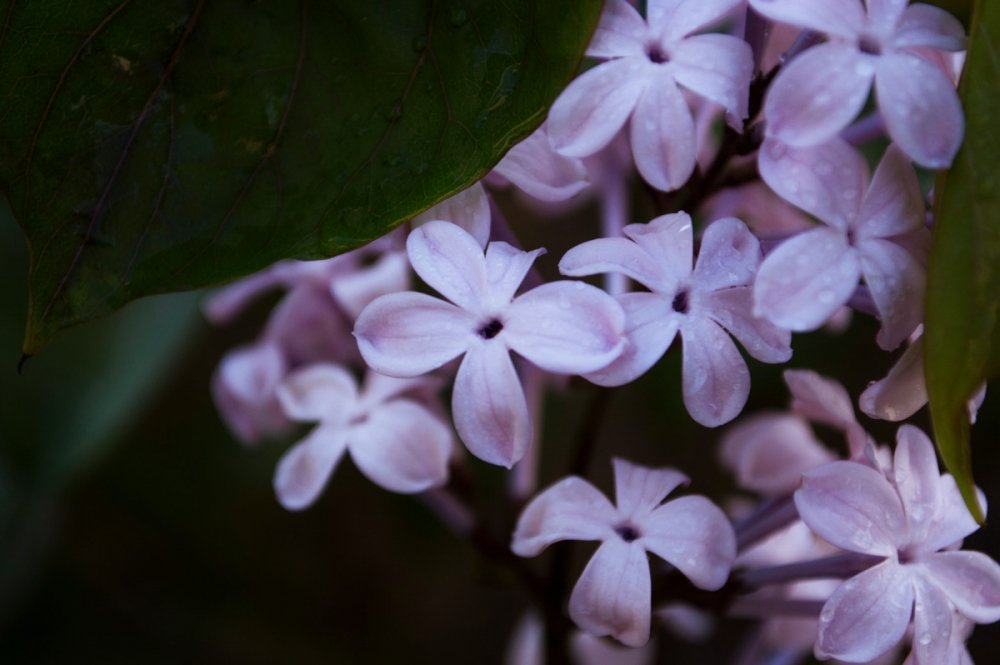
{"left": 751, "top": 0, "right": 966, "bottom": 167}
{"left": 795, "top": 425, "right": 1000, "bottom": 663}
{"left": 755, "top": 139, "right": 928, "bottom": 350}
{"left": 491, "top": 123, "right": 591, "bottom": 202}
{"left": 211, "top": 341, "right": 292, "bottom": 444}
{"left": 353, "top": 221, "right": 626, "bottom": 467}
{"left": 272, "top": 364, "right": 453, "bottom": 510}
{"left": 412, "top": 182, "right": 492, "bottom": 248}
{"left": 547, "top": 0, "right": 753, "bottom": 191}
{"left": 512, "top": 458, "right": 736, "bottom": 646}
{"left": 560, "top": 213, "right": 792, "bottom": 427}
{"left": 504, "top": 611, "right": 658, "bottom": 665}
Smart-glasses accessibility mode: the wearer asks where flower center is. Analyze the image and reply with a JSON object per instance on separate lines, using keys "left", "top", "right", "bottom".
{"left": 672, "top": 289, "right": 689, "bottom": 314}
{"left": 615, "top": 523, "right": 642, "bottom": 543}
{"left": 646, "top": 42, "right": 669, "bottom": 64}
{"left": 479, "top": 318, "right": 504, "bottom": 340}
{"left": 858, "top": 35, "right": 882, "bottom": 56}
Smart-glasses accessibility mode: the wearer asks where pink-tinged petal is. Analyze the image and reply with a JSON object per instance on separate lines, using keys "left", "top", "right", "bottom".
{"left": 549, "top": 58, "right": 650, "bottom": 159}
{"left": 650, "top": 0, "right": 745, "bottom": 40}
{"left": 265, "top": 283, "right": 355, "bottom": 367}
{"left": 505, "top": 281, "right": 626, "bottom": 375}
{"left": 748, "top": 0, "right": 866, "bottom": 39}
{"left": 354, "top": 291, "right": 474, "bottom": 377}
{"left": 919, "top": 475, "right": 983, "bottom": 554}
{"left": 560, "top": 236, "right": 673, "bottom": 293}
{"left": 569, "top": 539, "right": 652, "bottom": 647}
{"left": 759, "top": 136, "right": 869, "bottom": 229}
{"left": 893, "top": 424, "right": 942, "bottom": 541}
{"left": 452, "top": 342, "right": 531, "bottom": 468}
{"left": 484, "top": 242, "right": 545, "bottom": 309}
{"left": 276, "top": 364, "right": 358, "bottom": 423}
{"left": 701, "top": 182, "right": 813, "bottom": 237}
{"left": 630, "top": 74, "right": 697, "bottom": 191}
{"left": 203, "top": 265, "right": 291, "bottom": 325}
{"left": 720, "top": 412, "right": 835, "bottom": 495}
{"left": 624, "top": 213, "right": 694, "bottom": 284}
{"left": 671, "top": 34, "right": 754, "bottom": 118}
{"left": 894, "top": 4, "right": 967, "bottom": 51}
{"left": 856, "top": 144, "right": 926, "bottom": 240}
{"left": 273, "top": 425, "right": 350, "bottom": 510}
{"left": 412, "top": 182, "right": 491, "bottom": 249}
{"left": 585, "top": 293, "right": 680, "bottom": 387}
{"left": 815, "top": 561, "right": 914, "bottom": 662}
{"left": 692, "top": 218, "right": 762, "bottom": 291}
{"left": 705, "top": 288, "right": 793, "bottom": 363}
{"left": 406, "top": 220, "right": 488, "bottom": 313}
{"left": 493, "top": 126, "right": 590, "bottom": 202}
{"left": 860, "top": 335, "right": 928, "bottom": 421}
{"left": 875, "top": 53, "right": 964, "bottom": 168}
{"left": 785, "top": 369, "right": 857, "bottom": 431}
{"left": 796, "top": 461, "right": 907, "bottom": 554}
{"left": 512, "top": 476, "right": 619, "bottom": 556}
{"left": 330, "top": 250, "right": 411, "bottom": 321}
{"left": 613, "top": 458, "right": 689, "bottom": 520}
{"left": 858, "top": 238, "right": 925, "bottom": 350}
{"left": 358, "top": 370, "right": 434, "bottom": 411}
{"left": 587, "top": 0, "right": 648, "bottom": 58}
{"left": 679, "top": 316, "right": 750, "bottom": 427}
{"left": 912, "top": 573, "right": 955, "bottom": 665}
{"left": 753, "top": 227, "right": 861, "bottom": 331}
{"left": 211, "top": 343, "right": 291, "bottom": 444}
{"left": 763, "top": 44, "right": 874, "bottom": 148}
{"left": 920, "top": 551, "right": 1000, "bottom": 623}
{"left": 348, "top": 400, "right": 452, "bottom": 494}
{"left": 641, "top": 496, "right": 736, "bottom": 590}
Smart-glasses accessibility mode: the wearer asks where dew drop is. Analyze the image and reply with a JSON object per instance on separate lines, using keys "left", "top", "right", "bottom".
{"left": 820, "top": 607, "right": 834, "bottom": 622}
{"left": 851, "top": 529, "right": 873, "bottom": 551}
{"left": 894, "top": 468, "right": 908, "bottom": 484}
{"left": 818, "top": 289, "right": 837, "bottom": 304}
{"left": 919, "top": 633, "right": 932, "bottom": 646}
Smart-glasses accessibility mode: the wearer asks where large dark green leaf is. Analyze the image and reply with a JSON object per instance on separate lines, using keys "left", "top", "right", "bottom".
{"left": 926, "top": 0, "right": 999, "bottom": 522}
{"left": 0, "top": 0, "right": 602, "bottom": 353}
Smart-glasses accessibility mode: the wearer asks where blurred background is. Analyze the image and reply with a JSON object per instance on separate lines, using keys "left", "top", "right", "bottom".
{"left": 0, "top": 189, "right": 998, "bottom": 664}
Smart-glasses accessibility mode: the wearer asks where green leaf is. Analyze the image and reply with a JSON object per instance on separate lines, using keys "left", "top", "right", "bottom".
{"left": 925, "top": 0, "right": 1000, "bottom": 523}
{"left": 0, "top": 0, "right": 602, "bottom": 353}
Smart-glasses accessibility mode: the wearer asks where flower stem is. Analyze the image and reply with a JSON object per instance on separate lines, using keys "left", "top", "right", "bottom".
{"left": 736, "top": 552, "right": 885, "bottom": 590}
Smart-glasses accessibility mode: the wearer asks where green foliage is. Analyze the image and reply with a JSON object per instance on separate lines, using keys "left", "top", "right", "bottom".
{"left": 926, "top": 0, "right": 999, "bottom": 522}
{"left": 0, "top": 0, "right": 601, "bottom": 353}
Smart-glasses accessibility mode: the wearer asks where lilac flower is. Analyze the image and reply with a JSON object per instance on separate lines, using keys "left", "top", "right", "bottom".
{"left": 512, "top": 458, "right": 736, "bottom": 646}
{"left": 755, "top": 139, "right": 928, "bottom": 350}
{"left": 412, "top": 182, "right": 492, "bottom": 248}
{"left": 751, "top": 0, "right": 966, "bottom": 167}
{"left": 546, "top": 0, "right": 753, "bottom": 191}
{"left": 491, "top": 123, "right": 591, "bottom": 203}
{"left": 211, "top": 341, "right": 292, "bottom": 444}
{"left": 272, "top": 364, "right": 453, "bottom": 510}
{"left": 560, "top": 213, "right": 792, "bottom": 427}
{"left": 353, "top": 221, "right": 626, "bottom": 467}
{"left": 795, "top": 425, "right": 1000, "bottom": 663}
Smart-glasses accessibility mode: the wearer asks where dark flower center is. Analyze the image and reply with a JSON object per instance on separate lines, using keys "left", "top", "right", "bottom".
{"left": 858, "top": 35, "right": 881, "bottom": 56}
{"left": 615, "top": 523, "right": 641, "bottom": 543}
{"left": 479, "top": 319, "right": 504, "bottom": 340}
{"left": 646, "top": 43, "right": 669, "bottom": 64}
{"left": 672, "top": 289, "right": 689, "bottom": 314}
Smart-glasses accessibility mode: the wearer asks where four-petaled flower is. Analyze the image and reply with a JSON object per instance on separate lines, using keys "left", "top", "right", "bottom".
{"left": 354, "top": 221, "right": 626, "bottom": 467}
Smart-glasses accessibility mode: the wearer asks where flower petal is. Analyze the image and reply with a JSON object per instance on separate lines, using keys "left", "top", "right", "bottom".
{"left": 588, "top": 0, "right": 648, "bottom": 58}
{"left": 273, "top": 425, "right": 350, "bottom": 510}
{"left": 493, "top": 125, "right": 590, "bottom": 202}
{"left": 630, "top": 74, "right": 697, "bottom": 191}
{"left": 569, "top": 539, "right": 652, "bottom": 647}
{"left": 720, "top": 412, "right": 835, "bottom": 495}
{"left": 613, "top": 458, "right": 689, "bottom": 520}
{"left": 796, "top": 460, "right": 908, "bottom": 555}
{"left": 815, "top": 561, "right": 914, "bottom": 662}
{"left": 785, "top": 369, "right": 857, "bottom": 431}
{"left": 692, "top": 217, "right": 761, "bottom": 291}
{"left": 650, "top": 0, "right": 745, "bottom": 40}
{"left": 641, "top": 496, "right": 736, "bottom": 590}
{"left": 748, "top": 0, "right": 866, "bottom": 39}
{"left": 894, "top": 3, "right": 967, "bottom": 52}
{"left": 354, "top": 292, "right": 473, "bottom": 376}
{"left": 705, "top": 287, "right": 793, "bottom": 363}
{"left": 331, "top": 250, "right": 411, "bottom": 321}
{"left": 412, "top": 183, "right": 492, "bottom": 249}
{"left": 584, "top": 292, "right": 679, "bottom": 387}
{"left": 212, "top": 343, "right": 291, "bottom": 444}
{"left": 855, "top": 144, "right": 926, "bottom": 240}
{"left": 860, "top": 335, "right": 928, "bottom": 421}
{"left": 407, "top": 220, "right": 488, "bottom": 312}
{"left": 753, "top": 227, "right": 861, "bottom": 331}
{"left": 763, "top": 44, "right": 874, "bottom": 148}
{"left": 875, "top": 52, "right": 964, "bottom": 168}
{"left": 452, "top": 342, "right": 531, "bottom": 468}
{"left": 511, "top": 476, "right": 619, "bottom": 557}
{"left": 549, "top": 57, "right": 650, "bottom": 159}
{"left": 505, "top": 281, "right": 626, "bottom": 375}
{"left": 679, "top": 316, "right": 750, "bottom": 427}
{"left": 920, "top": 551, "right": 1000, "bottom": 623}
{"left": 348, "top": 400, "right": 452, "bottom": 493}
{"left": 559, "top": 236, "right": 673, "bottom": 293}
{"left": 894, "top": 424, "right": 943, "bottom": 544}
{"left": 912, "top": 572, "right": 955, "bottom": 665}
{"left": 758, "top": 136, "right": 869, "bottom": 229}
{"left": 671, "top": 34, "right": 754, "bottom": 118}
{"left": 484, "top": 241, "right": 545, "bottom": 309}
{"left": 919, "top": 474, "right": 984, "bottom": 554}
{"left": 624, "top": 213, "right": 695, "bottom": 285}
{"left": 276, "top": 363, "right": 358, "bottom": 423}
{"left": 265, "top": 282, "right": 355, "bottom": 366}
{"left": 858, "top": 237, "right": 925, "bottom": 351}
